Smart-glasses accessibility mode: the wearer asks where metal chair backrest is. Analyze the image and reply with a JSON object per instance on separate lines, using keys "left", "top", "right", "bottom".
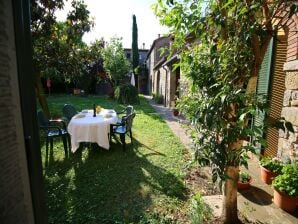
{"left": 123, "top": 113, "right": 135, "bottom": 132}
{"left": 63, "top": 104, "right": 77, "bottom": 121}
{"left": 126, "top": 105, "right": 134, "bottom": 116}
{"left": 37, "top": 110, "right": 50, "bottom": 127}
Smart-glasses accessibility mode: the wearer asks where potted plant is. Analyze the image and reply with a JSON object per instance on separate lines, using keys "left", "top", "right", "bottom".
{"left": 237, "top": 171, "right": 252, "bottom": 190}
{"left": 272, "top": 164, "right": 298, "bottom": 212}
{"left": 172, "top": 108, "right": 179, "bottom": 116}
{"left": 259, "top": 157, "right": 283, "bottom": 184}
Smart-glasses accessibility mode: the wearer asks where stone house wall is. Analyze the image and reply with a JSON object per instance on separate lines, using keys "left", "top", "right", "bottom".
{"left": 278, "top": 14, "right": 298, "bottom": 163}
{"left": 147, "top": 36, "right": 171, "bottom": 101}
{"left": 0, "top": 1, "right": 34, "bottom": 223}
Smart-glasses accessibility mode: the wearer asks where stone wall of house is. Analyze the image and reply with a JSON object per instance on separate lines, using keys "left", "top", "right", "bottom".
{"left": 0, "top": 1, "right": 34, "bottom": 223}
{"left": 169, "top": 65, "right": 178, "bottom": 107}
{"left": 148, "top": 49, "right": 155, "bottom": 94}
{"left": 278, "top": 14, "right": 298, "bottom": 163}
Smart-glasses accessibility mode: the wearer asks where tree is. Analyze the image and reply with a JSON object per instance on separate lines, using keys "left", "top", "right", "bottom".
{"left": 154, "top": 0, "right": 297, "bottom": 222}
{"left": 87, "top": 39, "right": 106, "bottom": 94}
{"left": 132, "top": 14, "right": 139, "bottom": 89}
{"left": 101, "top": 37, "right": 130, "bottom": 86}
{"left": 30, "top": 0, "right": 65, "bottom": 116}
{"left": 31, "top": 0, "right": 93, "bottom": 115}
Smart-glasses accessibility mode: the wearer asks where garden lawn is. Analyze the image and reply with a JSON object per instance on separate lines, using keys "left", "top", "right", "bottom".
{"left": 42, "top": 95, "right": 192, "bottom": 224}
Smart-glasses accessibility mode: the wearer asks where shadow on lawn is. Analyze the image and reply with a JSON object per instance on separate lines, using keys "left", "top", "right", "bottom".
{"left": 43, "top": 139, "right": 187, "bottom": 224}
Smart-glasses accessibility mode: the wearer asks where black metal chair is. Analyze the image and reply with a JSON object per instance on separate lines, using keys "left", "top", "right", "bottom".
{"left": 116, "top": 105, "right": 134, "bottom": 124}
{"left": 110, "top": 113, "right": 136, "bottom": 151}
{"left": 37, "top": 110, "right": 70, "bottom": 156}
{"left": 62, "top": 104, "right": 78, "bottom": 122}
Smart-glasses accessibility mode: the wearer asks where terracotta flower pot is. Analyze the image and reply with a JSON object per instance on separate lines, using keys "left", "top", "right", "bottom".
{"left": 73, "top": 88, "right": 80, "bottom": 95}
{"left": 260, "top": 166, "right": 278, "bottom": 184}
{"left": 273, "top": 188, "right": 298, "bottom": 212}
{"left": 173, "top": 110, "right": 179, "bottom": 116}
{"left": 237, "top": 178, "right": 252, "bottom": 190}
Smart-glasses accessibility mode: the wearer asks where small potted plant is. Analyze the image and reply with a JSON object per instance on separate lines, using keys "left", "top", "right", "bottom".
{"left": 172, "top": 108, "right": 179, "bottom": 116}
{"left": 259, "top": 157, "right": 283, "bottom": 184}
{"left": 272, "top": 164, "right": 298, "bottom": 212}
{"left": 238, "top": 171, "right": 252, "bottom": 190}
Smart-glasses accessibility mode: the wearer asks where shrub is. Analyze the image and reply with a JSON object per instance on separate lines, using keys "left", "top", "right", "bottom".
{"left": 153, "top": 93, "right": 163, "bottom": 104}
{"left": 260, "top": 157, "right": 283, "bottom": 173}
{"left": 272, "top": 164, "right": 298, "bottom": 196}
{"left": 114, "top": 84, "right": 139, "bottom": 105}
{"left": 238, "top": 171, "right": 251, "bottom": 183}
{"left": 190, "top": 193, "right": 213, "bottom": 223}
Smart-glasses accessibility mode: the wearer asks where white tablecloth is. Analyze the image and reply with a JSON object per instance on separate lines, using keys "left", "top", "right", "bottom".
{"left": 68, "top": 109, "right": 118, "bottom": 153}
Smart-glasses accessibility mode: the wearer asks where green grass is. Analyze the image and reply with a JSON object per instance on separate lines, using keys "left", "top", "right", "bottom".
{"left": 42, "top": 95, "right": 191, "bottom": 224}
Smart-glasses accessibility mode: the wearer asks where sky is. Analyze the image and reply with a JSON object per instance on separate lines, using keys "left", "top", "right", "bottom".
{"left": 56, "top": 0, "right": 169, "bottom": 49}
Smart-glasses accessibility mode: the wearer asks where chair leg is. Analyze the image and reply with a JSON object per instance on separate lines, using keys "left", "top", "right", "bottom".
{"left": 49, "top": 138, "right": 54, "bottom": 164}
{"left": 120, "top": 133, "right": 126, "bottom": 151}
{"left": 46, "top": 138, "right": 49, "bottom": 155}
{"left": 62, "top": 136, "right": 68, "bottom": 156}
{"left": 50, "top": 138, "right": 53, "bottom": 152}
{"left": 109, "top": 125, "right": 113, "bottom": 142}
{"left": 67, "top": 134, "right": 71, "bottom": 153}
{"left": 45, "top": 138, "right": 49, "bottom": 166}
{"left": 130, "top": 130, "right": 133, "bottom": 144}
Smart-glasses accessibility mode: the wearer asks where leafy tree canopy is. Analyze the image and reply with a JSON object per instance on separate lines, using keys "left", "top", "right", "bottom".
{"left": 31, "top": 0, "right": 94, "bottom": 114}
{"left": 154, "top": 0, "right": 297, "bottom": 221}
{"left": 101, "top": 37, "right": 130, "bottom": 85}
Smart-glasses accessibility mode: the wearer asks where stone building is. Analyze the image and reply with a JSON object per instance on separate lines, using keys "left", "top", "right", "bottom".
{"left": 124, "top": 47, "right": 149, "bottom": 94}
{"left": 254, "top": 9, "right": 298, "bottom": 163}
{"left": 146, "top": 35, "right": 182, "bottom": 107}
{"left": 276, "top": 12, "right": 298, "bottom": 163}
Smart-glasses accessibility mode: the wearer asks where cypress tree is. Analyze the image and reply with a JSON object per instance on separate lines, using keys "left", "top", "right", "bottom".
{"left": 132, "top": 14, "right": 139, "bottom": 89}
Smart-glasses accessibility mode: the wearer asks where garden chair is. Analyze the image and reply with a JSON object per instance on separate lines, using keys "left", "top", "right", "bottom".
{"left": 37, "top": 110, "right": 70, "bottom": 156}
{"left": 116, "top": 105, "right": 134, "bottom": 124}
{"left": 110, "top": 113, "right": 136, "bottom": 151}
{"left": 62, "top": 104, "right": 78, "bottom": 122}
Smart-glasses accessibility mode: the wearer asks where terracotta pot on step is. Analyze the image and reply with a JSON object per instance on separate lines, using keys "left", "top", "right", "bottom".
{"left": 237, "top": 178, "right": 252, "bottom": 190}
{"left": 260, "top": 166, "right": 278, "bottom": 184}
{"left": 273, "top": 188, "right": 298, "bottom": 212}
{"left": 173, "top": 110, "right": 179, "bottom": 116}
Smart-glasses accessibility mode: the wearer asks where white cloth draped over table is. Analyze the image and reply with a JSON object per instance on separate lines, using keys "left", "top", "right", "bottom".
{"left": 67, "top": 109, "right": 118, "bottom": 153}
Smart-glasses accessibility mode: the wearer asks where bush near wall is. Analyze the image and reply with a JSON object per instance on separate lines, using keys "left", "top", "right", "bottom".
{"left": 114, "top": 84, "right": 140, "bottom": 105}
{"left": 152, "top": 93, "right": 163, "bottom": 104}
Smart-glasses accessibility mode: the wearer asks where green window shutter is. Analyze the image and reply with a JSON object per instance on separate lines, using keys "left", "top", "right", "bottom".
{"left": 255, "top": 37, "right": 273, "bottom": 127}
{"left": 254, "top": 37, "right": 274, "bottom": 150}
{"left": 257, "top": 37, "right": 273, "bottom": 98}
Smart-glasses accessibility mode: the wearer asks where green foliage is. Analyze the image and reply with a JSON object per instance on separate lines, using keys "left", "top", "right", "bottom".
{"left": 31, "top": 0, "right": 94, "bottom": 83}
{"left": 238, "top": 171, "right": 251, "bottom": 183}
{"left": 153, "top": 0, "right": 296, "bottom": 183}
{"left": 114, "top": 84, "right": 140, "bottom": 105}
{"left": 272, "top": 164, "right": 298, "bottom": 196}
{"left": 260, "top": 157, "right": 283, "bottom": 173}
{"left": 152, "top": 93, "right": 163, "bottom": 104}
{"left": 132, "top": 14, "right": 139, "bottom": 90}
{"left": 272, "top": 117, "right": 295, "bottom": 133}
{"left": 101, "top": 37, "right": 130, "bottom": 84}
{"left": 153, "top": 0, "right": 297, "bottom": 221}
{"left": 190, "top": 193, "right": 213, "bottom": 224}
{"left": 132, "top": 14, "right": 139, "bottom": 71}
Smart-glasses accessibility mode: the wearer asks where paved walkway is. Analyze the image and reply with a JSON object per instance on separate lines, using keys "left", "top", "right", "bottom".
{"left": 144, "top": 96, "right": 193, "bottom": 151}
{"left": 145, "top": 96, "right": 298, "bottom": 224}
